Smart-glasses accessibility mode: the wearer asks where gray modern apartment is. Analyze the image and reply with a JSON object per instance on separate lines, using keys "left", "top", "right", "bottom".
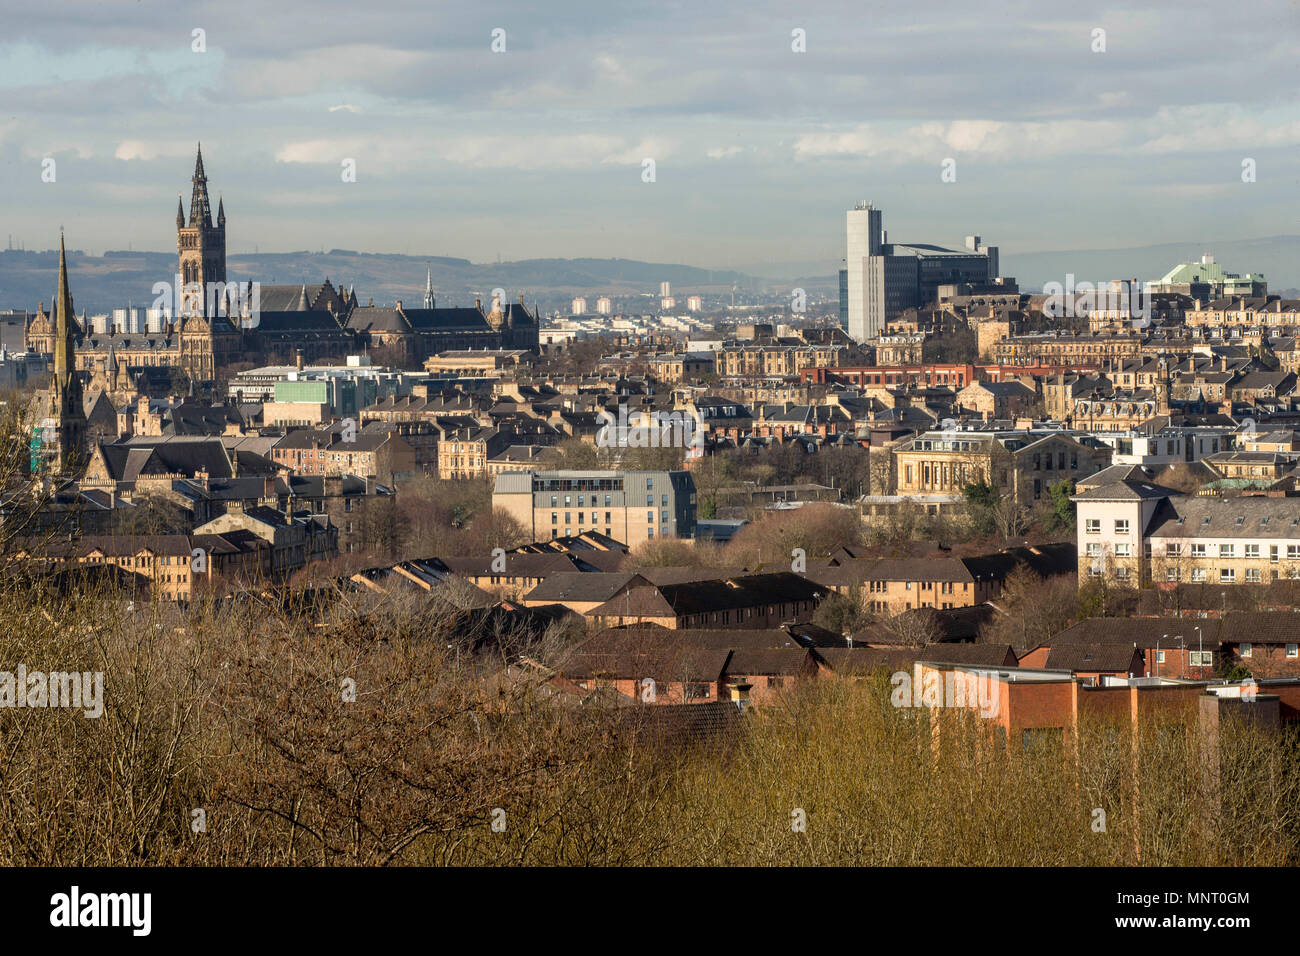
{"left": 845, "top": 202, "right": 999, "bottom": 341}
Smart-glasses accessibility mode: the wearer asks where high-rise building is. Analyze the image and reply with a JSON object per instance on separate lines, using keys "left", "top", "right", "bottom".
{"left": 686, "top": 295, "right": 702, "bottom": 312}
{"left": 571, "top": 297, "right": 587, "bottom": 315}
{"left": 844, "top": 203, "right": 997, "bottom": 341}
{"left": 596, "top": 296, "right": 612, "bottom": 315}
{"left": 659, "top": 281, "right": 671, "bottom": 298}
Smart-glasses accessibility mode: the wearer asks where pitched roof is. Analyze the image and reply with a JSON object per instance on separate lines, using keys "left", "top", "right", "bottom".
{"left": 1042, "top": 643, "right": 1143, "bottom": 673}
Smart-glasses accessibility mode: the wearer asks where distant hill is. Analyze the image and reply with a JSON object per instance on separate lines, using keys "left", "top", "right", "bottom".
{"left": 0, "top": 250, "right": 755, "bottom": 314}
{"left": 2, "top": 236, "right": 1293, "bottom": 315}
{"left": 739, "top": 235, "right": 1300, "bottom": 296}
{"left": 1002, "top": 236, "right": 1300, "bottom": 295}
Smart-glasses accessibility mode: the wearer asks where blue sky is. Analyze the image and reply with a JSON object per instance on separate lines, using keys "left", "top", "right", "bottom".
{"left": 1, "top": 0, "right": 1296, "bottom": 272}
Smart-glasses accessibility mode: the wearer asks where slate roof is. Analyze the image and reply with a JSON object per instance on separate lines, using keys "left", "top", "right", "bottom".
{"left": 1148, "top": 495, "right": 1300, "bottom": 540}
{"left": 1071, "top": 479, "right": 1178, "bottom": 501}
{"left": 1042, "top": 644, "right": 1143, "bottom": 673}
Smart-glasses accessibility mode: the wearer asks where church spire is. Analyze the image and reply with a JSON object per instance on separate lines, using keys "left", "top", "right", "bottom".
{"left": 217, "top": 194, "right": 225, "bottom": 227}
{"left": 53, "top": 232, "right": 78, "bottom": 389}
{"left": 188, "top": 142, "right": 212, "bottom": 228}
{"left": 177, "top": 194, "right": 185, "bottom": 229}
{"left": 49, "top": 232, "right": 86, "bottom": 474}
{"left": 424, "top": 266, "right": 434, "bottom": 308}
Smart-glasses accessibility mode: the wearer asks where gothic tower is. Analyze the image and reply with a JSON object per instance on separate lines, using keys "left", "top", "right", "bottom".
{"left": 177, "top": 143, "right": 226, "bottom": 316}
{"left": 47, "top": 233, "right": 86, "bottom": 474}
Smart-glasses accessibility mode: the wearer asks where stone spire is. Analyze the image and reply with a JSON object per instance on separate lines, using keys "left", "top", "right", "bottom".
{"left": 53, "top": 233, "right": 78, "bottom": 390}
{"left": 50, "top": 232, "right": 86, "bottom": 473}
{"left": 217, "top": 194, "right": 225, "bottom": 227}
{"left": 188, "top": 142, "right": 212, "bottom": 228}
{"left": 424, "top": 267, "right": 434, "bottom": 309}
{"left": 177, "top": 194, "right": 185, "bottom": 229}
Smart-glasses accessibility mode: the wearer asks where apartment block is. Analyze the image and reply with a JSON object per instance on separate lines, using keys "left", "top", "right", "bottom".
{"left": 1075, "top": 477, "right": 1300, "bottom": 588}
{"left": 494, "top": 469, "right": 697, "bottom": 546}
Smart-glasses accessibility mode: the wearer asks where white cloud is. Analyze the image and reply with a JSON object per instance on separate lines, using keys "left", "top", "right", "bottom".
{"left": 706, "top": 145, "right": 743, "bottom": 160}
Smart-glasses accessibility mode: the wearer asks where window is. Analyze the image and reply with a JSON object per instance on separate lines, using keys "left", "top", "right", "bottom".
{"left": 1220, "top": 568, "right": 1235, "bottom": 583}
{"left": 1115, "top": 543, "right": 1131, "bottom": 557}
{"left": 661, "top": 511, "right": 669, "bottom": 524}
{"left": 551, "top": 512, "right": 558, "bottom": 524}
{"left": 646, "top": 528, "right": 654, "bottom": 538}
{"left": 1164, "top": 542, "right": 1182, "bottom": 557}
{"left": 1191, "top": 568, "right": 1207, "bottom": 582}
{"left": 1246, "top": 568, "right": 1261, "bottom": 583}
{"left": 1190, "top": 651, "right": 1213, "bottom": 667}
{"left": 1220, "top": 544, "right": 1235, "bottom": 558}
{"left": 1241, "top": 643, "right": 1252, "bottom": 658}
{"left": 564, "top": 496, "right": 571, "bottom": 506}
{"left": 550, "top": 496, "right": 557, "bottom": 507}
{"left": 1022, "top": 728, "right": 1064, "bottom": 754}
{"left": 1156, "top": 650, "right": 1166, "bottom": 664}
{"left": 1114, "top": 519, "right": 1130, "bottom": 534}
{"left": 646, "top": 478, "right": 654, "bottom": 489}
{"left": 1191, "top": 544, "right": 1207, "bottom": 557}
{"left": 1246, "top": 544, "right": 1260, "bottom": 558}
{"left": 1288, "top": 644, "right": 1298, "bottom": 659}
{"left": 1085, "top": 519, "right": 1100, "bottom": 534}
{"left": 662, "top": 494, "right": 668, "bottom": 506}
{"left": 1289, "top": 545, "right": 1300, "bottom": 560}
{"left": 1166, "top": 568, "right": 1180, "bottom": 582}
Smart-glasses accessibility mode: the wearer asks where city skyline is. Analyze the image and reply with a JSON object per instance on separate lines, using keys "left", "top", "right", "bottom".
{"left": 1, "top": 0, "right": 1296, "bottom": 272}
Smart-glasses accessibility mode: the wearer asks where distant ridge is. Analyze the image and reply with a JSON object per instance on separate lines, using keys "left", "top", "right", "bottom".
{"left": 2, "top": 236, "right": 1295, "bottom": 313}
{"left": 0, "top": 251, "right": 756, "bottom": 313}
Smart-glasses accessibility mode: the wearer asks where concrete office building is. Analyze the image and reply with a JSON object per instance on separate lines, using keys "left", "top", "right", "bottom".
{"left": 845, "top": 203, "right": 998, "bottom": 341}
{"left": 494, "top": 469, "right": 697, "bottom": 546}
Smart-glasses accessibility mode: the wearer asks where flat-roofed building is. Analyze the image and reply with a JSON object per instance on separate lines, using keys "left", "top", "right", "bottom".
{"left": 493, "top": 469, "right": 697, "bottom": 545}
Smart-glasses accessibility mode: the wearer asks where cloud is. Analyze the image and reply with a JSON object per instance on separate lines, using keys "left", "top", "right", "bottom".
{"left": 706, "top": 146, "right": 743, "bottom": 160}
{"left": 328, "top": 104, "right": 360, "bottom": 113}
{"left": 114, "top": 140, "right": 198, "bottom": 161}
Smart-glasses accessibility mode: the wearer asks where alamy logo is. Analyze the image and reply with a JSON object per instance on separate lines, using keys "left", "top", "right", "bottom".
{"left": 595, "top": 406, "right": 705, "bottom": 457}
{"left": 1041, "top": 276, "right": 1151, "bottom": 320}
{"left": 151, "top": 275, "right": 262, "bottom": 328}
{"left": 890, "top": 664, "right": 1000, "bottom": 718}
{"left": 0, "top": 666, "right": 103, "bottom": 718}
{"left": 50, "top": 886, "right": 151, "bottom": 936}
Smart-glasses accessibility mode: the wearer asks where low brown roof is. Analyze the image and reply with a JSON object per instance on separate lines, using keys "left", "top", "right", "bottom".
{"left": 1044, "top": 644, "right": 1143, "bottom": 673}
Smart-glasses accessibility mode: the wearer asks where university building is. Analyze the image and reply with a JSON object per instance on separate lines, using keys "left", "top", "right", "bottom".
{"left": 25, "top": 146, "right": 539, "bottom": 384}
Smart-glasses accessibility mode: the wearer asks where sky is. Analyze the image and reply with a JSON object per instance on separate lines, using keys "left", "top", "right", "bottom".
{"left": 1, "top": 0, "right": 1297, "bottom": 273}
